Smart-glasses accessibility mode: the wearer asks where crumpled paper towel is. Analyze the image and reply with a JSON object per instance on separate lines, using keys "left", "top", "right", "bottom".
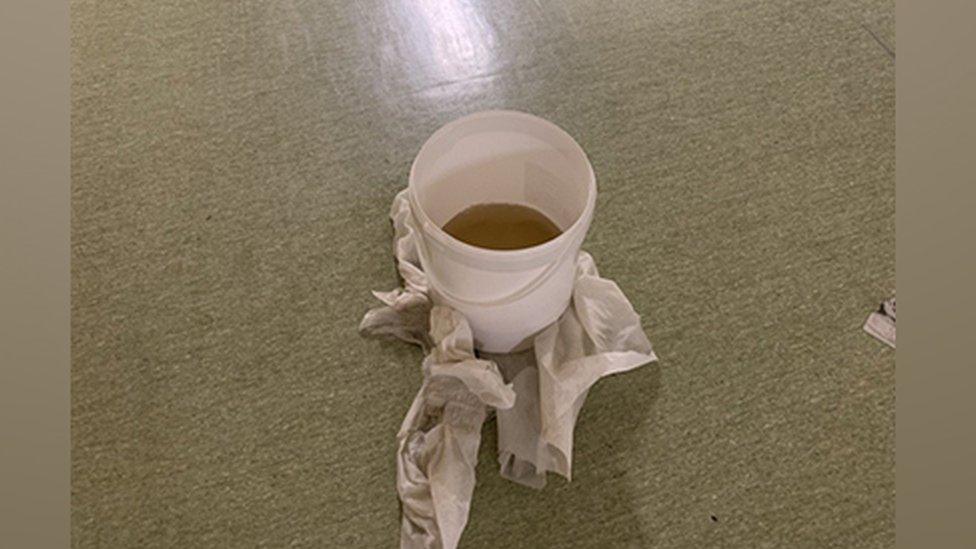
{"left": 360, "top": 190, "right": 657, "bottom": 548}
{"left": 864, "top": 295, "right": 895, "bottom": 348}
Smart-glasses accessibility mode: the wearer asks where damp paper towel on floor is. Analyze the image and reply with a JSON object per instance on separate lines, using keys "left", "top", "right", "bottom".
{"left": 359, "top": 189, "right": 658, "bottom": 549}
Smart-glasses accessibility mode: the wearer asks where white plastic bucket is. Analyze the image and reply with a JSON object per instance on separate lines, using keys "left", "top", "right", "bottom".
{"left": 408, "top": 110, "right": 597, "bottom": 353}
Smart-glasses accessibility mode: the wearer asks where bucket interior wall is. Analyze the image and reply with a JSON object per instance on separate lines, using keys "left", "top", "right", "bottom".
{"left": 413, "top": 122, "right": 591, "bottom": 231}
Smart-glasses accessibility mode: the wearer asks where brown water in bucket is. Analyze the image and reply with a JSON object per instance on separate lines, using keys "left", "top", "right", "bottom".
{"left": 442, "top": 203, "right": 562, "bottom": 250}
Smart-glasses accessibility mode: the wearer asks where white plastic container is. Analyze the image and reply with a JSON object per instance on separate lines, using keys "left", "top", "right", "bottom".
{"left": 408, "top": 110, "right": 597, "bottom": 353}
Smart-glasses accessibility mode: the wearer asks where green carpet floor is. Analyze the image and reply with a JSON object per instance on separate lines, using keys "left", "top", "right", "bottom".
{"left": 72, "top": 0, "right": 894, "bottom": 546}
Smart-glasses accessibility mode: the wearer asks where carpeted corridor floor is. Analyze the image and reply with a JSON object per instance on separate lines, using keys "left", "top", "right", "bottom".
{"left": 71, "top": 0, "right": 895, "bottom": 546}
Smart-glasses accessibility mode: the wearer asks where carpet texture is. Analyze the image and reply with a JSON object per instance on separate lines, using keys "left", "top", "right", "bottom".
{"left": 71, "top": 0, "right": 895, "bottom": 547}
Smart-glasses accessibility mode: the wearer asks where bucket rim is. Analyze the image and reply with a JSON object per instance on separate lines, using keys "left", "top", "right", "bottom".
{"left": 407, "top": 110, "right": 597, "bottom": 265}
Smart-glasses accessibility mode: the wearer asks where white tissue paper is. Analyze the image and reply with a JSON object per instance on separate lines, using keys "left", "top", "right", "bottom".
{"left": 360, "top": 190, "right": 657, "bottom": 549}
{"left": 863, "top": 295, "right": 895, "bottom": 348}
